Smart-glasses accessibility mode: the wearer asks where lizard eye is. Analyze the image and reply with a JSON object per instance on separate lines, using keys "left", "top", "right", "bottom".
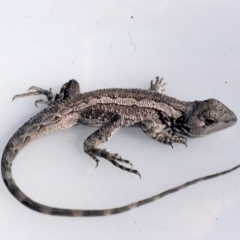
{"left": 205, "top": 118, "right": 216, "bottom": 126}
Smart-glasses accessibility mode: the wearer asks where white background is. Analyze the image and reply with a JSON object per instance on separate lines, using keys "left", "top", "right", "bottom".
{"left": 0, "top": 1, "right": 240, "bottom": 239}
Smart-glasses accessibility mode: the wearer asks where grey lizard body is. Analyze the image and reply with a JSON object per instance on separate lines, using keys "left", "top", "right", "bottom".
{"left": 1, "top": 77, "right": 237, "bottom": 216}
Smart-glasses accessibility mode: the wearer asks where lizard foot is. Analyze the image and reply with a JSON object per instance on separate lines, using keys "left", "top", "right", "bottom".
{"left": 12, "top": 79, "right": 80, "bottom": 107}
{"left": 141, "top": 120, "right": 187, "bottom": 148}
{"left": 149, "top": 76, "right": 166, "bottom": 94}
{"left": 13, "top": 86, "right": 55, "bottom": 107}
{"left": 160, "top": 135, "right": 188, "bottom": 148}
{"left": 86, "top": 148, "right": 141, "bottom": 178}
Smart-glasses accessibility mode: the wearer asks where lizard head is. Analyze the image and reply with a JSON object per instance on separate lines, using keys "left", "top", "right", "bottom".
{"left": 176, "top": 99, "right": 237, "bottom": 137}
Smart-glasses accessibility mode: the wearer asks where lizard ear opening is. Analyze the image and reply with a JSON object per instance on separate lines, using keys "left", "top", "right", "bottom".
{"left": 204, "top": 118, "right": 216, "bottom": 126}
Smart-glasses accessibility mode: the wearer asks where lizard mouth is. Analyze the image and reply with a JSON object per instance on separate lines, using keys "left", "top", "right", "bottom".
{"left": 231, "top": 112, "right": 238, "bottom": 123}
{"left": 223, "top": 111, "right": 238, "bottom": 128}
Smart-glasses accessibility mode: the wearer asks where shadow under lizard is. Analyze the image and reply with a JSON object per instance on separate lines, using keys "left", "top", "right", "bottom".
{"left": 1, "top": 77, "right": 238, "bottom": 216}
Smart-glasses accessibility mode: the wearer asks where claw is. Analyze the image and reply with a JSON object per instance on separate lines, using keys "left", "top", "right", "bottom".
{"left": 12, "top": 85, "right": 55, "bottom": 105}
{"left": 28, "top": 86, "right": 44, "bottom": 91}
{"left": 137, "top": 172, "right": 141, "bottom": 179}
{"left": 130, "top": 169, "right": 141, "bottom": 179}
{"left": 12, "top": 92, "right": 36, "bottom": 101}
{"left": 122, "top": 160, "right": 133, "bottom": 168}
{"left": 156, "top": 76, "right": 162, "bottom": 84}
{"left": 95, "top": 160, "right": 99, "bottom": 168}
{"left": 113, "top": 154, "right": 133, "bottom": 168}
{"left": 13, "top": 91, "right": 46, "bottom": 100}
{"left": 35, "top": 99, "right": 49, "bottom": 108}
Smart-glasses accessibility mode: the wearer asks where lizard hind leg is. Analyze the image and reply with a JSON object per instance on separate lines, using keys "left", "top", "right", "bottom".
{"left": 140, "top": 120, "right": 187, "bottom": 148}
{"left": 12, "top": 86, "right": 55, "bottom": 107}
{"left": 12, "top": 79, "right": 80, "bottom": 107}
{"left": 83, "top": 116, "right": 141, "bottom": 178}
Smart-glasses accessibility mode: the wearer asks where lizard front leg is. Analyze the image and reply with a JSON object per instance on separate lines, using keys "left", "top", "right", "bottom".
{"left": 149, "top": 76, "right": 166, "bottom": 94}
{"left": 140, "top": 119, "right": 187, "bottom": 148}
{"left": 12, "top": 79, "right": 80, "bottom": 106}
{"left": 83, "top": 115, "right": 141, "bottom": 178}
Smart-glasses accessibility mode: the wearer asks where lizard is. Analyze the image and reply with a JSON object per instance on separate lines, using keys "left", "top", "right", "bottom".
{"left": 1, "top": 77, "right": 238, "bottom": 217}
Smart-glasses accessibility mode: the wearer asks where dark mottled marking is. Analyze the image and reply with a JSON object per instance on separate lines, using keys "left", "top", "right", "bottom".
{"left": 3, "top": 179, "right": 9, "bottom": 188}
{"left": 49, "top": 106, "right": 58, "bottom": 113}
{"left": 9, "top": 184, "right": 20, "bottom": 196}
{"left": 100, "top": 150, "right": 109, "bottom": 158}
{"left": 9, "top": 142, "right": 14, "bottom": 149}
{"left": 51, "top": 208, "right": 74, "bottom": 216}
{"left": 18, "top": 128, "right": 24, "bottom": 135}
{"left": 110, "top": 206, "right": 131, "bottom": 214}
{"left": 22, "top": 200, "right": 42, "bottom": 212}
{"left": 81, "top": 210, "right": 107, "bottom": 217}
{"left": 32, "top": 116, "right": 42, "bottom": 124}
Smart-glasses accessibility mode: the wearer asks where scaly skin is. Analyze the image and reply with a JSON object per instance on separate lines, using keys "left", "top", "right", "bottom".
{"left": 1, "top": 78, "right": 237, "bottom": 216}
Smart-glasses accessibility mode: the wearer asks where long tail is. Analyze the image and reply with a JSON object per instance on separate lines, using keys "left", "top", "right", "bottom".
{"left": 2, "top": 122, "right": 240, "bottom": 217}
